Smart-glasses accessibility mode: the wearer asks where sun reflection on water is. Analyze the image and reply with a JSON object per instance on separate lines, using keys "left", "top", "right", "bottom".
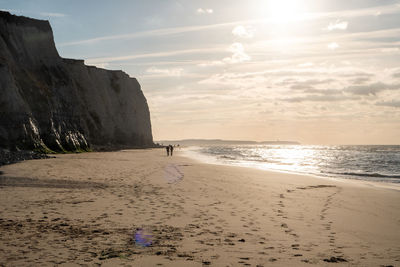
{"left": 191, "top": 145, "right": 400, "bottom": 183}
{"left": 243, "top": 145, "right": 319, "bottom": 174}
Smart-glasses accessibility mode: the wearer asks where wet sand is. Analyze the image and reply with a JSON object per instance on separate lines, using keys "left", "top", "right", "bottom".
{"left": 0, "top": 149, "right": 399, "bottom": 266}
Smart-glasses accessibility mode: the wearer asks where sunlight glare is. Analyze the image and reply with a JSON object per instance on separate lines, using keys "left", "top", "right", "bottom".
{"left": 263, "top": 0, "right": 308, "bottom": 24}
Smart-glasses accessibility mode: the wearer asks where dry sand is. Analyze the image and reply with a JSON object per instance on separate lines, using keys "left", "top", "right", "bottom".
{"left": 0, "top": 149, "right": 399, "bottom": 266}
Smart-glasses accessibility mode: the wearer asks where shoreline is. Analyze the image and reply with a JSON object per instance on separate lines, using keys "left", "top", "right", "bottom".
{"left": 181, "top": 147, "right": 400, "bottom": 191}
{"left": 0, "top": 149, "right": 399, "bottom": 266}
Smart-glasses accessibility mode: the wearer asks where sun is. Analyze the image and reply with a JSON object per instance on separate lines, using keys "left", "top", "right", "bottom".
{"left": 263, "top": 0, "right": 308, "bottom": 24}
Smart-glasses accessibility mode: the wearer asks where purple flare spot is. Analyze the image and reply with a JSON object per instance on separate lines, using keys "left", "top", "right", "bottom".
{"left": 135, "top": 228, "right": 152, "bottom": 247}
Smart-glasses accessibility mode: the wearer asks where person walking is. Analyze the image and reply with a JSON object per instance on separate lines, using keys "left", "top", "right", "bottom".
{"left": 169, "top": 145, "right": 174, "bottom": 156}
{"left": 166, "top": 145, "right": 170, "bottom": 156}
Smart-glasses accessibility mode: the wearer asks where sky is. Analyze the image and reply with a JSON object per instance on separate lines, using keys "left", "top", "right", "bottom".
{"left": 1, "top": 0, "right": 400, "bottom": 144}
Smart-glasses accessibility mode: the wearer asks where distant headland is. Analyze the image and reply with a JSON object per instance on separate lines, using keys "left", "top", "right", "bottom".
{"left": 156, "top": 139, "right": 300, "bottom": 146}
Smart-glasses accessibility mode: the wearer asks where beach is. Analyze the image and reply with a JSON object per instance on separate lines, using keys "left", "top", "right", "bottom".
{"left": 0, "top": 149, "right": 399, "bottom": 266}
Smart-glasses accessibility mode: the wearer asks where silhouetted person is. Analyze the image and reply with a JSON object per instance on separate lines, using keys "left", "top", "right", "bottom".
{"left": 166, "top": 145, "right": 170, "bottom": 156}
{"left": 169, "top": 145, "right": 174, "bottom": 156}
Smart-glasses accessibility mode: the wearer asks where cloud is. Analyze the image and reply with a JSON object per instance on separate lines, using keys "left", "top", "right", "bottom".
{"left": 59, "top": 3, "right": 400, "bottom": 47}
{"left": 322, "top": 3, "right": 400, "bottom": 19}
{"left": 305, "top": 88, "right": 343, "bottom": 95}
{"left": 328, "top": 42, "right": 339, "bottom": 50}
{"left": 392, "top": 72, "right": 400, "bottom": 79}
{"left": 337, "top": 72, "right": 374, "bottom": 78}
{"left": 298, "top": 62, "right": 314, "bottom": 67}
{"left": 290, "top": 84, "right": 313, "bottom": 90}
{"left": 283, "top": 79, "right": 335, "bottom": 88}
{"left": 279, "top": 79, "right": 400, "bottom": 103}
{"left": 279, "top": 95, "right": 358, "bottom": 103}
{"left": 350, "top": 77, "right": 370, "bottom": 84}
{"left": 197, "top": 61, "right": 225, "bottom": 67}
{"left": 85, "top": 46, "right": 224, "bottom": 64}
{"left": 0, "top": 8, "right": 16, "bottom": 13}
{"left": 146, "top": 67, "right": 183, "bottom": 77}
{"left": 90, "top": 62, "right": 109, "bottom": 69}
{"left": 198, "top": 72, "right": 267, "bottom": 88}
{"left": 376, "top": 100, "right": 400, "bottom": 108}
{"left": 232, "top": 25, "right": 255, "bottom": 38}
{"left": 327, "top": 20, "right": 348, "bottom": 31}
{"left": 280, "top": 78, "right": 336, "bottom": 91}
{"left": 39, "top": 12, "right": 66, "bottom": 18}
{"left": 345, "top": 82, "right": 400, "bottom": 95}
{"left": 197, "top": 8, "right": 213, "bottom": 14}
{"left": 380, "top": 47, "right": 399, "bottom": 53}
{"left": 223, "top": 43, "right": 250, "bottom": 64}
{"left": 0, "top": 9, "right": 66, "bottom": 18}
{"left": 198, "top": 43, "right": 250, "bottom": 67}
{"left": 59, "top": 21, "right": 244, "bottom": 47}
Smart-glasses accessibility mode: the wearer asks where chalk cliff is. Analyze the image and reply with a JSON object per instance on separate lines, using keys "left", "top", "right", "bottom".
{"left": 0, "top": 11, "right": 153, "bottom": 152}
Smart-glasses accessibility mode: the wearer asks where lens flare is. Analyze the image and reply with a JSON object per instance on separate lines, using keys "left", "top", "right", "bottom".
{"left": 134, "top": 228, "right": 152, "bottom": 247}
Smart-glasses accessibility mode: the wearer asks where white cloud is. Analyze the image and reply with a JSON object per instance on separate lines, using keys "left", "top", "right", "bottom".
{"left": 85, "top": 46, "right": 224, "bottom": 64}
{"left": 59, "top": 20, "right": 242, "bottom": 47}
{"left": 146, "top": 67, "right": 183, "bottom": 77}
{"left": 328, "top": 42, "right": 339, "bottom": 50}
{"left": 198, "top": 43, "right": 250, "bottom": 67}
{"left": 232, "top": 25, "right": 255, "bottom": 38}
{"left": 198, "top": 61, "right": 225, "bottom": 67}
{"left": 298, "top": 62, "right": 314, "bottom": 67}
{"left": 198, "top": 72, "right": 267, "bottom": 89}
{"left": 90, "top": 62, "right": 109, "bottom": 69}
{"left": 381, "top": 47, "right": 399, "bottom": 53}
{"left": 39, "top": 12, "right": 66, "bottom": 18}
{"left": 327, "top": 20, "right": 348, "bottom": 31}
{"left": 197, "top": 8, "right": 213, "bottom": 14}
{"left": 223, "top": 43, "right": 250, "bottom": 64}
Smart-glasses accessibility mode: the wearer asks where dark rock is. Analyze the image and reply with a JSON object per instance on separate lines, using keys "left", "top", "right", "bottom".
{"left": 323, "top": 256, "right": 347, "bottom": 263}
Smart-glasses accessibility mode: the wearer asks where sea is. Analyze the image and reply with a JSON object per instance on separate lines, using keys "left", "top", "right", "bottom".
{"left": 183, "top": 145, "right": 400, "bottom": 184}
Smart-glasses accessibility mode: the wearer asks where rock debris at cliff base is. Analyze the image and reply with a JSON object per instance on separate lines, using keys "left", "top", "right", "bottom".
{"left": 0, "top": 149, "right": 50, "bottom": 167}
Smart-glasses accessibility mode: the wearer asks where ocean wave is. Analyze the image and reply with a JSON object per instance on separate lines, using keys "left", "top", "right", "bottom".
{"left": 331, "top": 172, "right": 400, "bottom": 179}
{"left": 188, "top": 145, "right": 400, "bottom": 184}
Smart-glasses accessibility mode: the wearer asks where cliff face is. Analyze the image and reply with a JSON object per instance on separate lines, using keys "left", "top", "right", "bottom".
{"left": 0, "top": 11, "right": 153, "bottom": 151}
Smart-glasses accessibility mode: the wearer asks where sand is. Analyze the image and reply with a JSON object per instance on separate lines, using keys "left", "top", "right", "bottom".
{"left": 0, "top": 149, "right": 399, "bottom": 266}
